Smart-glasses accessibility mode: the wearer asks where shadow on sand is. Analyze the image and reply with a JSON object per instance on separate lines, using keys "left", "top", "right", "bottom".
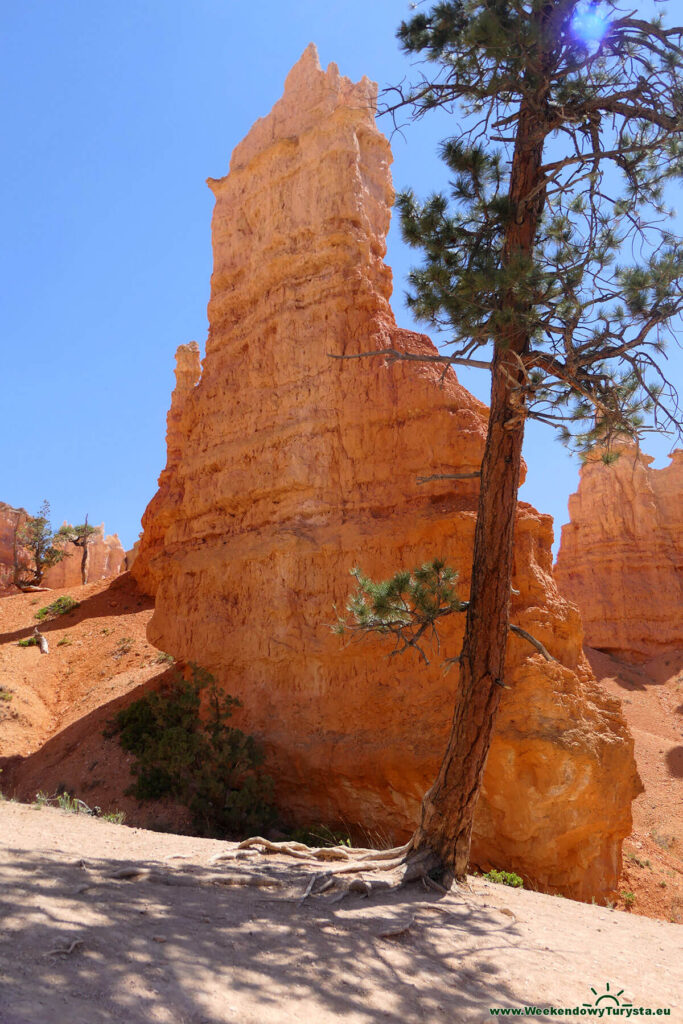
{"left": 0, "top": 834, "right": 547, "bottom": 1024}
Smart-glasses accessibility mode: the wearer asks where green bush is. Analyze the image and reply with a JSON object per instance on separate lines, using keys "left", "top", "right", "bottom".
{"left": 17, "top": 637, "right": 39, "bottom": 647}
{"left": 104, "top": 664, "right": 274, "bottom": 838}
{"left": 483, "top": 868, "right": 524, "bottom": 888}
{"left": 35, "top": 596, "right": 79, "bottom": 621}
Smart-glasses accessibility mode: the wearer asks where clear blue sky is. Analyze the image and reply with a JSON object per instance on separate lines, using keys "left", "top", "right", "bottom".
{"left": 2, "top": 1, "right": 680, "bottom": 554}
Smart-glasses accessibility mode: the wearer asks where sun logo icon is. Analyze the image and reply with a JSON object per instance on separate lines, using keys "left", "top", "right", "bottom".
{"left": 584, "top": 982, "right": 633, "bottom": 1008}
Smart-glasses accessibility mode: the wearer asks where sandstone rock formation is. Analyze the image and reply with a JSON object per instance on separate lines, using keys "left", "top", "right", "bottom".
{"left": 0, "top": 503, "right": 30, "bottom": 592}
{"left": 555, "top": 447, "right": 683, "bottom": 663}
{"left": 42, "top": 524, "right": 126, "bottom": 588}
{"left": 0, "top": 504, "right": 125, "bottom": 592}
{"left": 133, "top": 44, "right": 641, "bottom": 899}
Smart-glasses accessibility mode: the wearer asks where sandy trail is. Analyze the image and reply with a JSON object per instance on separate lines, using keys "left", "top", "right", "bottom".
{"left": 1, "top": 803, "right": 681, "bottom": 1024}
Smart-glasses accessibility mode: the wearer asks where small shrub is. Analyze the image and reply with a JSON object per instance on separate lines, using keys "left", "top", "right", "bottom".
{"left": 483, "top": 868, "right": 524, "bottom": 888}
{"left": 651, "top": 829, "right": 674, "bottom": 850}
{"left": 626, "top": 853, "right": 652, "bottom": 869}
{"left": 17, "top": 637, "right": 38, "bottom": 648}
{"left": 57, "top": 635, "right": 73, "bottom": 647}
{"left": 0, "top": 688, "right": 13, "bottom": 702}
{"left": 57, "top": 791, "right": 82, "bottom": 813}
{"left": 35, "top": 596, "right": 79, "bottom": 621}
{"left": 99, "top": 809, "right": 126, "bottom": 825}
{"left": 113, "top": 636, "right": 134, "bottom": 659}
{"left": 156, "top": 651, "right": 175, "bottom": 665}
{"left": 621, "top": 890, "right": 636, "bottom": 907}
{"left": 104, "top": 664, "right": 274, "bottom": 838}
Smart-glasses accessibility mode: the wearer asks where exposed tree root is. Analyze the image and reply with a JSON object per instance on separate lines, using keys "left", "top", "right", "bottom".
{"left": 45, "top": 939, "right": 83, "bottom": 958}
{"left": 235, "top": 836, "right": 447, "bottom": 901}
{"left": 99, "top": 839, "right": 454, "bottom": 903}
{"left": 236, "top": 836, "right": 414, "bottom": 872}
{"left": 105, "top": 864, "right": 282, "bottom": 889}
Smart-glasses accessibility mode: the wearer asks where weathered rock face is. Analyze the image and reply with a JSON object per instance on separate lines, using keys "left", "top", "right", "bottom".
{"left": 133, "top": 44, "right": 641, "bottom": 899}
{"left": 42, "top": 525, "right": 126, "bottom": 589}
{"left": 0, "top": 503, "right": 30, "bottom": 592}
{"left": 555, "top": 447, "right": 683, "bottom": 663}
{"left": 133, "top": 343, "right": 201, "bottom": 594}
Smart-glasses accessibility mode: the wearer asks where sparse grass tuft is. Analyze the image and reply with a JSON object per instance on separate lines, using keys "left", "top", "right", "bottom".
{"left": 57, "top": 635, "right": 73, "bottom": 647}
{"left": 156, "top": 651, "right": 175, "bottom": 665}
{"left": 17, "top": 637, "right": 38, "bottom": 648}
{"left": 288, "top": 824, "right": 353, "bottom": 848}
{"left": 31, "top": 789, "right": 125, "bottom": 823}
{"left": 621, "top": 890, "right": 636, "bottom": 907}
{"left": 0, "top": 687, "right": 13, "bottom": 702}
{"left": 651, "top": 828, "right": 675, "bottom": 850}
{"left": 113, "top": 636, "right": 134, "bottom": 659}
{"left": 626, "top": 853, "right": 652, "bottom": 869}
{"left": 35, "top": 596, "right": 79, "bottom": 620}
{"left": 99, "top": 809, "right": 126, "bottom": 825}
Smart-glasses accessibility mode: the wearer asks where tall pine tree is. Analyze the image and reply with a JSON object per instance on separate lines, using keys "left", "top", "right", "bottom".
{"left": 251, "top": 1, "right": 683, "bottom": 891}
{"left": 380, "top": 0, "right": 683, "bottom": 881}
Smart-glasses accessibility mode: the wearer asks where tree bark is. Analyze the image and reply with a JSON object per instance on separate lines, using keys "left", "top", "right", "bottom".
{"left": 411, "top": 93, "right": 549, "bottom": 882}
{"left": 80, "top": 514, "right": 89, "bottom": 585}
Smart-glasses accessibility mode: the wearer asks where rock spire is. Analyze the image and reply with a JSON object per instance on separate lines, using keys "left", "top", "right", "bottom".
{"left": 133, "top": 47, "right": 641, "bottom": 899}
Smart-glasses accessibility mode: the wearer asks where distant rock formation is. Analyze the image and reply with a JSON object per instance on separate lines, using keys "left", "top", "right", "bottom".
{"left": 0, "top": 502, "right": 31, "bottom": 592}
{"left": 0, "top": 503, "right": 125, "bottom": 592}
{"left": 133, "top": 44, "right": 641, "bottom": 899}
{"left": 43, "top": 524, "right": 126, "bottom": 588}
{"left": 555, "top": 447, "right": 683, "bottom": 663}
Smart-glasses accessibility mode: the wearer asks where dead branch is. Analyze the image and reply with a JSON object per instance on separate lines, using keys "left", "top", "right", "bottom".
{"left": 45, "top": 939, "right": 83, "bottom": 957}
{"left": 417, "top": 472, "right": 481, "bottom": 483}
{"left": 33, "top": 628, "right": 49, "bottom": 655}
{"left": 328, "top": 348, "right": 492, "bottom": 370}
{"left": 509, "top": 624, "right": 554, "bottom": 661}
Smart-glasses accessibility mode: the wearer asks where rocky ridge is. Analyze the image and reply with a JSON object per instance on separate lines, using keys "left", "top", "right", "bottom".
{"left": 132, "top": 45, "right": 641, "bottom": 900}
{"left": 555, "top": 446, "right": 683, "bottom": 663}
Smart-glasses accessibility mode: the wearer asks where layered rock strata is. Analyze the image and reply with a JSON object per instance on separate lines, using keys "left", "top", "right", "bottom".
{"left": 555, "top": 447, "right": 683, "bottom": 663}
{"left": 133, "top": 44, "right": 641, "bottom": 899}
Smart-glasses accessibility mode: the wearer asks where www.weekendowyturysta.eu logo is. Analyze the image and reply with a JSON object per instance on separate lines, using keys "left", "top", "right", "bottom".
{"left": 585, "top": 982, "right": 632, "bottom": 1010}
{"left": 488, "top": 979, "right": 672, "bottom": 1017}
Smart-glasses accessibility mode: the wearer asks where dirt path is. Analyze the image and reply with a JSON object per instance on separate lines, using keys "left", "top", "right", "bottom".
{"left": 1, "top": 802, "right": 681, "bottom": 1024}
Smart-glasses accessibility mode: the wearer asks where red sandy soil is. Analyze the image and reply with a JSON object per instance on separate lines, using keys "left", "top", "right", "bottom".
{"left": 585, "top": 647, "right": 683, "bottom": 923}
{"left": 0, "top": 575, "right": 681, "bottom": 922}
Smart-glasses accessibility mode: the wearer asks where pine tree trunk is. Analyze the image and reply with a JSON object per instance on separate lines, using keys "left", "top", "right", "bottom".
{"left": 80, "top": 514, "right": 89, "bottom": 585}
{"left": 412, "top": 96, "right": 548, "bottom": 883}
{"left": 81, "top": 540, "right": 88, "bottom": 585}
